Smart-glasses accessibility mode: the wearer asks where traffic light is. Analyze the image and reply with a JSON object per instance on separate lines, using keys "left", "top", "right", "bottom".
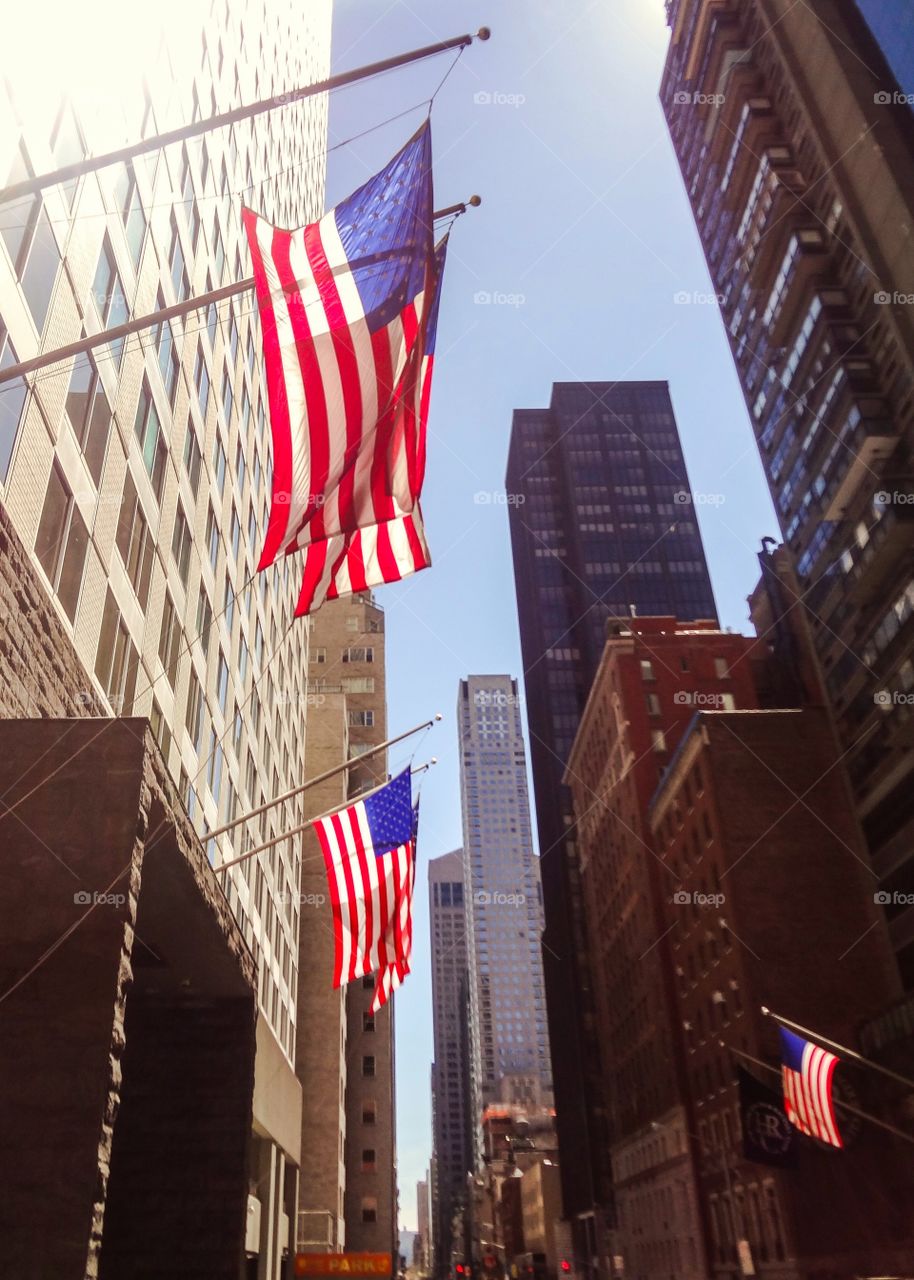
{"left": 456, "top": 1266, "right": 464, "bottom": 1275}
{"left": 560, "top": 1262, "right": 571, "bottom": 1274}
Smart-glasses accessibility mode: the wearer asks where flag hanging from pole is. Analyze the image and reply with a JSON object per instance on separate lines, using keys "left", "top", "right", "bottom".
{"left": 243, "top": 123, "right": 445, "bottom": 617}
{"left": 292, "top": 236, "right": 448, "bottom": 615}
{"left": 314, "top": 770, "right": 418, "bottom": 1012}
{"left": 779, "top": 1027, "right": 843, "bottom": 1148}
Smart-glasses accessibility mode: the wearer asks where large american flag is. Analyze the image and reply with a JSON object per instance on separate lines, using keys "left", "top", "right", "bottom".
{"left": 779, "top": 1026, "right": 843, "bottom": 1147}
{"left": 314, "top": 769, "right": 417, "bottom": 1012}
{"left": 243, "top": 123, "right": 445, "bottom": 614}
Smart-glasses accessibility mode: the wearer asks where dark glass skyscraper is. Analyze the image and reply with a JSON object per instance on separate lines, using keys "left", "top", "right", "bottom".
{"left": 505, "top": 380, "right": 717, "bottom": 1248}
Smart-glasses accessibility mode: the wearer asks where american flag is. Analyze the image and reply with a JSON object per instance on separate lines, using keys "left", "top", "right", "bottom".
{"left": 314, "top": 769, "right": 417, "bottom": 1013}
{"left": 243, "top": 123, "right": 446, "bottom": 614}
{"left": 779, "top": 1026, "right": 843, "bottom": 1148}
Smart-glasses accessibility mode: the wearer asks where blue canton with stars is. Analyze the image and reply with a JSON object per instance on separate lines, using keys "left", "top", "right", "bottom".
{"left": 363, "top": 768, "right": 414, "bottom": 857}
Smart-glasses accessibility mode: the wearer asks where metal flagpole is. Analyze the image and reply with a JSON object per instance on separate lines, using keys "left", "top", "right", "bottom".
{"left": 0, "top": 30, "right": 491, "bottom": 206}
{"left": 206, "top": 714, "right": 440, "bottom": 843}
{"left": 214, "top": 759, "right": 436, "bottom": 875}
{"left": 0, "top": 200, "right": 481, "bottom": 388}
{"left": 761, "top": 1006, "right": 914, "bottom": 1092}
{"left": 722, "top": 1041, "right": 914, "bottom": 1147}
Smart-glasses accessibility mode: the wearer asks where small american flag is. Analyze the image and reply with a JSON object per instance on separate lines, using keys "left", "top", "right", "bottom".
{"left": 779, "top": 1027, "right": 843, "bottom": 1148}
{"left": 243, "top": 124, "right": 446, "bottom": 615}
{"left": 314, "top": 770, "right": 417, "bottom": 1012}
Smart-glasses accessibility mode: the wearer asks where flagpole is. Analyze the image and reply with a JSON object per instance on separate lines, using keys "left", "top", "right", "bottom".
{"left": 206, "top": 715, "right": 440, "bottom": 844}
{"left": 761, "top": 1006, "right": 914, "bottom": 1092}
{"left": 0, "top": 31, "right": 492, "bottom": 206}
{"left": 0, "top": 200, "right": 481, "bottom": 388}
{"left": 214, "top": 758, "right": 436, "bottom": 874}
{"left": 722, "top": 1041, "right": 914, "bottom": 1147}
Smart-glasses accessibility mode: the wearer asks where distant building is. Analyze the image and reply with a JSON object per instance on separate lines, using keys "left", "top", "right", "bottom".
{"left": 417, "top": 1177, "right": 431, "bottom": 1272}
{"left": 661, "top": 0, "right": 914, "bottom": 985}
{"left": 457, "top": 676, "right": 552, "bottom": 1147}
{"left": 302, "top": 594, "right": 398, "bottom": 1270}
{"left": 505, "top": 381, "right": 717, "bottom": 1255}
{"left": 429, "top": 851, "right": 473, "bottom": 1273}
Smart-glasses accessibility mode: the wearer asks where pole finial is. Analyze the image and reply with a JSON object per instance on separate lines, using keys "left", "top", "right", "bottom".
{"left": 431, "top": 756, "right": 438, "bottom": 765}
{"left": 468, "top": 194, "right": 482, "bottom": 207}
{"left": 476, "top": 26, "right": 491, "bottom": 41}
{"left": 434, "top": 712, "right": 443, "bottom": 721}
{"left": 761, "top": 1006, "right": 771, "bottom": 1017}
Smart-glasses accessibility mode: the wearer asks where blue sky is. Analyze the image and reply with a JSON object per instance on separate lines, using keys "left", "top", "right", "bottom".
{"left": 326, "top": 0, "right": 778, "bottom": 1231}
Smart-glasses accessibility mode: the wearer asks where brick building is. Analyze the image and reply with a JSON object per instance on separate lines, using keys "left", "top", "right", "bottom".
{"left": 566, "top": 617, "right": 763, "bottom": 1279}
{"left": 649, "top": 707, "right": 913, "bottom": 1276}
{"left": 306, "top": 593, "right": 399, "bottom": 1269}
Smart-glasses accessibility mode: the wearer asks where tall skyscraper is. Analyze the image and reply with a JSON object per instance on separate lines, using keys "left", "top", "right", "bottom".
{"left": 457, "top": 676, "right": 552, "bottom": 1147}
{"left": 428, "top": 850, "right": 472, "bottom": 1274}
{"left": 0, "top": 3, "right": 330, "bottom": 1273}
{"left": 660, "top": 0, "right": 914, "bottom": 983}
{"left": 505, "top": 381, "right": 717, "bottom": 1242}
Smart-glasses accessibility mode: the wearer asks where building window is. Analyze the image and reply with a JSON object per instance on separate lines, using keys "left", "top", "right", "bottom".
{"left": 349, "top": 710, "right": 374, "bottom": 727}
{"left": 205, "top": 503, "right": 219, "bottom": 572}
{"left": 168, "top": 213, "right": 188, "bottom": 300}
{"left": 116, "top": 473, "right": 154, "bottom": 607}
{"left": 34, "top": 460, "right": 88, "bottom": 621}
{"left": 113, "top": 163, "right": 146, "bottom": 266}
{"left": 343, "top": 646, "right": 374, "bottom": 663}
{"left": 158, "top": 591, "right": 182, "bottom": 688}
{"left": 361, "top": 1149, "right": 377, "bottom": 1173}
{"left": 361, "top": 1197, "right": 378, "bottom": 1224}
{"left": 194, "top": 343, "right": 210, "bottom": 416}
{"left": 720, "top": 693, "right": 736, "bottom": 711}
{"left": 362, "top": 974, "right": 375, "bottom": 990}
{"left": 640, "top": 659, "right": 655, "bottom": 681}
{"left": 363, "top": 1012, "right": 375, "bottom": 1032}
{"left": 95, "top": 587, "right": 139, "bottom": 712}
{"left": 213, "top": 435, "right": 227, "bottom": 495}
{"left": 65, "top": 355, "right": 111, "bottom": 485}
{"left": 714, "top": 658, "right": 729, "bottom": 678}
{"left": 171, "top": 504, "right": 192, "bottom": 585}
{"left": 155, "top": 299, "right": 179, "bottom": 405}
{"left": 134, "top": 378, "right": 167, "bottom": 498}
{"left": 362, "top": 1054, "right": 376, "bottom": 1077}
{"left": 0, "top": 146, "right": 61, "bottom": 335}
{"left": 91, "top": 235, "right": 129, "bottom": 364}
{"left": 0, "top": 328, "right": 27, "bottom": 480}
{"left": 646, "top": 692, "right": 661, "bottom": 716}
{"left": 311, "top": 646, "right": 326, "bottom": 664}
{"left": 183, "top": 420, "right": 202, "bottom": 496}
{"left": 342, "top": 677, "right": 375, "bottom": 694}
{"left": 651, "top": 729, "right": 667, "bottom": 753}
{"left": 216, "top": 650, "right": 229, "bottom": 713}
{"left": 185, "top": 669, "right": 205, "bottom": 750}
